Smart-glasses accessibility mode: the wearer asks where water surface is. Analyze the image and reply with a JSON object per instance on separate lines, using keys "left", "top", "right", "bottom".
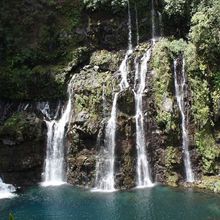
{"left": 0, "top": 185, "right": 220, "bottom": 220}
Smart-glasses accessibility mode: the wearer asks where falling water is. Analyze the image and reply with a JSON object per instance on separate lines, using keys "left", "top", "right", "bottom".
{"left": 119, "top": 0, "right": 133, "bottom": 90}
{"left": 93, "top": 1, "right": 133, "bottom": 192}
{"left": 151, "top": 0, "right": 156, "bottom": 44}
{"left": 158, "top": 11, "right": 163, "bottom": 37}
{"left": 134, "top": 48, "right": 154, "bottom": 187}
{"left": 135, "top": 4, "right": 140, "bottom": 45}
{"left": 0, "top": 178, "right": 16, "bottom": 199}
{"left": 174, "top": 59, "right": 194, "bottom": 183}
{"left": 128, "top": 0, "right": 132, "bottom": 52}
{"left": 93, "top": 93, "right": 119, "bottom": 192}
{"left": 41, "top": 77, "right": 74, "bottom": 187}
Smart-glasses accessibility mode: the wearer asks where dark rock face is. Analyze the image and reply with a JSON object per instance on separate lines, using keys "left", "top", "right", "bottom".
{"left": 66, "top": 44, "right": 167, "bottom": 190}
{"left": 88, "top": 15, "right": 128, "bottom": 50}
{"left": 0, "top": 110, "right": 46, "bottom": 188}
{"left": 115, "top": 115, "right": 136, "bottom": 189}
{"left": 66, "top": 53, "right": 120, "bottom": 187}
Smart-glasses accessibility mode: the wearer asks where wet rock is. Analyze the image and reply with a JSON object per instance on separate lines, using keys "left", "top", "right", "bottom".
{"left": 67, "top": 149, "right": 96, "bottom": 187}
{"left": 117, "top": 89, "right": 135, "bottom": 116}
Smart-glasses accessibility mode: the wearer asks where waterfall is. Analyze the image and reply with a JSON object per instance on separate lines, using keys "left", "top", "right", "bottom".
{"left": 41, "top": 77, "right": 74, "bottom": 187}
{"left": 93, "top": 93, "right": 119, "bottom": 192}
{"left": 93, "top": 1, "right": 133, "bottom": 192}
{"left": 135, "top": 4, "right": 139, "bottom": 45}
{"left": 128, "top": 0, "right": 132, "bottom": 52}
{"left": 0, "top": 178, "right": 16, "bottom": 199}
{"left": 151, "top": 0, "right": 156, "bottom": 44}
{"left": 120, "top": 0, "right": 133, "bottom": 90}
{"left": 134, "top": 48, "right": 154, "bottom": 187}
{"left": 93, "top": 55, "right": 131, "bottom": 191}
{"left": 158, "top": 11, "right": 163, "bottom": 37}
{"left": 173, "top": 59, "right": 194, "bottom": 183}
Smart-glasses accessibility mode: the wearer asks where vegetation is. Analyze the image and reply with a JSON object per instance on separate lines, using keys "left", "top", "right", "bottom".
{"left": 0, "top": 0, "right": 84, "bottom": 100}
{"left": 9, "top": 213, "right": 14, "bottom": 220}
{"left": 0, "top": 0, "right": 220, "bottom": 192}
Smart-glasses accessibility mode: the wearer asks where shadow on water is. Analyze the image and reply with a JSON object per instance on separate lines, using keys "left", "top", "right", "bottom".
{"left": 0, "top": 185, "right": 220, "bottom": 220}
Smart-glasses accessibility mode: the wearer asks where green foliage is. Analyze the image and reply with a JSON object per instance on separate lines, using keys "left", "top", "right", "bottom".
{"left": 189, "top": 76, "right": 210, "bottom": 129}
{"left": 9, "top": 213, "right": 14, "bottom": 220}
{"left": 151, "top": 39, "right": 173, "bottom": 131}
{"left": 0, "top": 113, "right": 29, "bottom": 141}
{"left": 163, "top": 0, "right": 186, "bottom": 16}
{"left": 83, "top": 0, "right": 127, "bottom": 11}
{"left": 189, "top": 0, "right": 220, "bottom": 68}
{"left": 185, "top": 43, "right": 215, "bottom": 129}
{"left": 0, "top": 0, "right": 84, "bottom": 100}
{"left": 151, "top": 38, "right": 188, "bottom": 132}
{"left": 196, "top": 131, "right": 220, "bottom": 174}
{"left": 165, "top": 146, "right": 181, "bottom": 170}
{"left": 212, "top": 73, "right": 220, "bottom": 116}
{"left": 0, "top": 112, "right": 43, "bottom": 142}
{"left": 0, "top": 65, "right": 66, "bottom": 101}
{"left": 168, "top": 39, "right": 187, "bottom": 57}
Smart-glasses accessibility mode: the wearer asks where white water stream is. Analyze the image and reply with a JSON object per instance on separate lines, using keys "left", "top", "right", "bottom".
{"left": 0, "top": 178, "right": 16, "bottom": 199}
{"left": 134, "top": 49, "right": 154, "bottom": 187}
{"left": 174, "top": 59, "right": 194, "bottom": 183}
{"left": 93, "top": 1, "right": 133, "bottom": 192}
{"left": 41, "top": 78, "right": 74, "bottom": 187}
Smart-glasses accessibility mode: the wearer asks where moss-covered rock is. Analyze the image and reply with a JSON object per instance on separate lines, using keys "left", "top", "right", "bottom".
{"left": 197, "top": 176, "right": 220, "bottom": 193}
{"left": 0, "top": 112, "right": 42, "bottom": 144}
{"left": 67, "top": 52, "right": 119, "bottom": 186}
{"left": 166, "top": 172, "right": 179, "bottom": 187}
{"left": 90, "top": 50, "right": 122, "bottom": 72}
{"left": 0, "top": 111, "right": 45, "bottom": 188}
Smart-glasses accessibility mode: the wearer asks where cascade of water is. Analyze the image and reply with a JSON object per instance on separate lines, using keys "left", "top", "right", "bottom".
{"left": 173, "top": 59, "right": 194, "bottom": 183}
{"left": 0, "top": 178, "right": 16, "bottom": 199}
{"left": 135, "top": 4, "right": 139, "bottom": 45}
{"left": 93, "top": 93, "right": 119, "bottom": 192}
{"left": 38, "top": 102, "right": 52, "bottom": 120}
{"left": 128, "top": 0, "right": 132, "bottom": 52}
{"left": 119, "top": 0, "right": 133, "bottom": 90}
{"left": 158, "top": 11, "right": 163, "bottom": 37}
{"left": 93, "top": 1, "right": 133, "bottom": 192}
{"left": 134, "top": 48, "right": 154, "bottom": 187}
{"left": 41, "top": 77, "right": 74, "bottom": 187}
{"left": 151, "top": 0, "right": 156, "bottom": 44}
